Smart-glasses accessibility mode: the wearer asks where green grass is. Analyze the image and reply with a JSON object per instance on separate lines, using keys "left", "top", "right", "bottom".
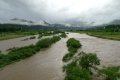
{"left": 0, "top": 36, "right": 61, "bottom": 68}
{"left": 0, "top": 34, "right": 26, "bottom": 41}
{"left": 75, "top": 30, "right": 120, "bottom": 41}
{"left": 87, "top": 32, "right": 120, "bottom": 40}
{"left": 0, "top": 31, "right": 37, "bottom": 41}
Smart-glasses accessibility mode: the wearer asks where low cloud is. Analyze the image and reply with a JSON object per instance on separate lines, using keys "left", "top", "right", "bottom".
{"left": 0, "top": 0, "right": 120, "bottom": 26}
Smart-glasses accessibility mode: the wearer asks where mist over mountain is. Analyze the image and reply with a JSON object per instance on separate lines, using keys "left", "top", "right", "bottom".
{"left": 0, "top": 0, "right": 120, "bottom": 27}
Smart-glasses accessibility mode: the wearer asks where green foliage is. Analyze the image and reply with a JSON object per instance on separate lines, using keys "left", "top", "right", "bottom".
{"left": 36, "top": 36, "right": 61, "bottom": 48}
{"left": 62, "top": 52, "right": 75, "bottom": 62}
{"left": 51, "top": 36, "right": 61, "bottom": 43}
{"left": 68, "top": 47, "right": 77, "bottom": 53}
{"left": 99, "top": 66, "right": 120, "bottom": 80}
{"left": 63, "top": 38, "right": 81, "bottom": 62}
{"left": 67, "top": 38, "right": 81, "bottom": 48}
{"left": 64, "top": 61, "right": 91, "bottom": 80}
{"left": 79, "top": 52, "right": 100, "bottom": 69}
{"left": 60, "top": 33, "right": 67, "bottom": 38}
{"left": 0, "top": 35, "right": 61, "bottom": 68}
{"left": 36, "top": 38, "right": 52, "bottom": 48}
{"left": 38, "top": 34, "right": 42, "bottom": 39}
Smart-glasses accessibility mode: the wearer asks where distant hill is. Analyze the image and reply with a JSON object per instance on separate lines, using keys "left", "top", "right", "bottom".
{"left": 109, "top": 20, "right": 120, "bottom": 25}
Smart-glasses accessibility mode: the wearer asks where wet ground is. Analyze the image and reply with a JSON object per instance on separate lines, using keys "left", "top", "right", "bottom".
{"left": 0, "top": 33, "right": 120, "bottom": 80}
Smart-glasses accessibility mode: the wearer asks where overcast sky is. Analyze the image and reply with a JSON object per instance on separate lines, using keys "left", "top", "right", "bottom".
{"left": 0, "top": 0, "right": 120, "bottom": 25}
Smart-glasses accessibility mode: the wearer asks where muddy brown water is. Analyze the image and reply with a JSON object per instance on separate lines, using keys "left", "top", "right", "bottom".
{"left": 0, "top": 35, "right": 39, "bottom": 53}
{"left": 68, "top": 33, "right": 120, "bottom": 66}
{"left": 0, "top": 33, "right": 120, "bottom": 80}
{"left": 0, "top": 35, "right": 56, "bottom": 53}
{"left": 0, "top": 38, "right": 68, "bottom": 80}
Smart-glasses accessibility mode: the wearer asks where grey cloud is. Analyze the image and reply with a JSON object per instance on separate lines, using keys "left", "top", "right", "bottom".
{"left": 0, "top": 0, "right": 120, "bottom": 26}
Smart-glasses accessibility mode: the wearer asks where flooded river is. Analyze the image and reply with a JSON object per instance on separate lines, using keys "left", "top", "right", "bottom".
{"left": 68, "top": 33, "right": 120, "bottom": 66}
{"left": 0, "top": 33, "right": 120, "bottom": 80}
{"left": 0, "top": 35, "right": 39, "bottom": 52}
{"left": 0, "top": 38, "right": 68, "bottom": 80}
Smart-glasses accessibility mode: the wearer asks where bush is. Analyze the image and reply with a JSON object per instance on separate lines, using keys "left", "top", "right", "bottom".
{"left": 79, "top": 52, "right": 100, "bottom": 69}
{"left": 99, "top": 66, "right": 120, "bottom": 80}
{"left": 38, "top": 34, "right": 42, "bottom": 39}
{"left": 64, "top": 61, "right": 91, "bottom": 80}
{"left": 68, "top": 47, "right": 77, "bottom": 53}
{"left": 63, "top": 38, "right": 81, "bottom": 62}
{"left": 36, "top": 38, "right": 52, "bottom": 48}
{"left": 62, "top": 52, "right": 75, "bottom": 62}
{"left": 67, "top": 38, "right": 81, "bottom": 48}
{"left": 60, "top": 33, "right": 67, "bottom": 38}
{"left": 51, "top": 36, "right": 61, "bottom": 43}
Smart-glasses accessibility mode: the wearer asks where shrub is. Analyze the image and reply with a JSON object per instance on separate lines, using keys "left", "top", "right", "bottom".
{"left": 67, "top": 38, "right": 81, "bottom": 48}
{"left": 36, "top": 38, "right": 52, "bottom": 48}
{"left": 79, "top": 52, "right": 100, "bottom": 69}
{"left": 64, "top": 61, "right": 91, "bottom": 80}
{"left": 99, "top": 66, "right": 120, "bottom": 80}
{"left": 38, "top": 34, "right": 42, "bottom": 39}
{"left": 62, "top": 52, "right": 75, "bottom": 62}
{"left": 68, "top": 47, "right": 77, "bottom": 53}
{"left": 51, "top": 36, "right": 61, "bottom": 43}
{"left": 63, "top": 38, "right": 81, "bottom": 62}
{"left": 60, "top": 33, "right": 67, "bottom": 38}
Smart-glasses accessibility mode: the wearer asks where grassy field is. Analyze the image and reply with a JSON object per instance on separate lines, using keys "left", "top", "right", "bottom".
{"left": 87, "top": 32, "right": 120, "bottom": 41}
{"left": 0, "top": 33, "right": 26, "bottom": 41}
{"left": 75, "top": 30, "right": 120, "bottom": 41}
{"left": 0, "top": 32, "right": 34, "bottom": 41}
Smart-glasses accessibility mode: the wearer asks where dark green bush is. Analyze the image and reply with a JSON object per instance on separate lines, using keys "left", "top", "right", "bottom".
{"left": 62, "top": 52, "right": 75, "bottom": 62}
{"left": 36, "top": 38, "right": 52, "bottom": 48}
{"left": 51, "top": 36, "right": 61, "bottom": 43}
{"left": 67, "top": 38, "right": 81, "bottom": 48}
{"left": 79, "top": 52, "right": 100, "bottom": 69}
{"left": 63, "top": 38, "right": 81, "bottom": 62}
{"left": 60, "top": 33, "right": 67, "bottom": 38}
{"left": 38, "top": 34, "right": 42, "bottom": 39}
{"left": 68, "top": 47, "right": 77, "bottom": 53}
{"left": 99, "top": 66, "right": 120, "bottom": 80}
{"left": 64, "top": 61, "right": 91, "bottom": 80}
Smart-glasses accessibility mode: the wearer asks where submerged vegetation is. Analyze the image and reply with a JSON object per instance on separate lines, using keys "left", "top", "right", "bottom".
{"left": 63, "top": 38, "right": 120, "bottom": 80}
{"left": 63, "top": 51, "right": 120, "bottom": 80}
{"left": 63, "top": 38, "right": 81, "bottom": 62}
{"left": 0, "top": 36, "right": 61, "bottom": 68}
{"left": 99, "top": 66, "right": 120, "bottom": 80}
{"left": 60, "top": 32, "right": 67, "bottom": 38}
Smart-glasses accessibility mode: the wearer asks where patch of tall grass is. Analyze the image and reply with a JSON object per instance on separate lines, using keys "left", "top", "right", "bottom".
{"left": 0, "top": 36, "right": 61, "bottom": 68}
